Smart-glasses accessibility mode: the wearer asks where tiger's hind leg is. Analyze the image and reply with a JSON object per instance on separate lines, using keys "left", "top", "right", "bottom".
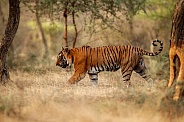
{"left": 121, "top": 66, "right": 133, "bottom": 87}
{"left": 88, "top": 73, "right": 98, "bottom": 86}
{"left": 134, "top": 57, "right": 148, "bottom": 80}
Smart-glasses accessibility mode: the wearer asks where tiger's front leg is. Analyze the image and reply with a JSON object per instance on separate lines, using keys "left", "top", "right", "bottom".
{"left": 67, "top": 71, "right": 86, "bottom": 84}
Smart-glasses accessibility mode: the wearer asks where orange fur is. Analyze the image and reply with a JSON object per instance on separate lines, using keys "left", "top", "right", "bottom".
{"left": 56, "top": 39, "right": 163, "bottom": 86}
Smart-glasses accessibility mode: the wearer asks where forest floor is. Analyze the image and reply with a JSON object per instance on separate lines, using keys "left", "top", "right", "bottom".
{"left": 0, "top": 68, "right": 183, "bottom": 122}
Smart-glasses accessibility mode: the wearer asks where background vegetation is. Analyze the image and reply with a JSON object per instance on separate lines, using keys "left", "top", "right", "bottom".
{"left": 0, "top": 0, "right": 183, "bottom": 121}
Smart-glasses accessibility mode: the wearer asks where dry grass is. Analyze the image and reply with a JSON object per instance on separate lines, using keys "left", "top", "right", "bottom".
{"left": 0, "top": 68, "right": 183, "bottom": 122}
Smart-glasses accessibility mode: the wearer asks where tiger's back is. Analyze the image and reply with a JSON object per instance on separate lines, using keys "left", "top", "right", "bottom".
{"left": 86, "top": 45, "right": 142, "bottom": 72}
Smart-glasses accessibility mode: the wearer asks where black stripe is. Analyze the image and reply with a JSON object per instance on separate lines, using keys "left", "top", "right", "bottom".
{"left": 76, "top": 48, "right": 79, "bottom": 52}
{"left": 123, "top": 73, "right": 131, "bottom": 78}
{"left": 102, "top": 48, "right": 107, "bottom": 66}
{"left": 90, "top": 48, "right": 93, "bottom": 68}
{"left": 110, "top": 47, "right": 117, "bottom": 63}
{"left": 142, "top": 75, "right": 147, "bottom": 78}
{"left": 127, "top": 46, "right": 132, "bottom": 61}
{"left": 104, "top": 48, "right": 111, "bottom": 67}
{"left": 85, "top": 47, "right": 88, "bottom": 66}
{"left": 107, "top": 48, "right": 116, "bottom": 70}
{"left": 75, "top": 67, "right": 80, "bottom": 72}
{"left": 97, "top": 48, "right": 99, "bottom": 60}
{"left": 94, "top": 66, "right": 98, "bottom": 71}
{"left": 121, "top": 63, "right": 132, "bottom": 75}
{"left": 118, "top": 46, "right": 122, "bottom": 64}
{"left": 107, "top": 48, "right": 115, "bottom": 65}
{"left": 101, "top": 65, "right": 104, "bottom": 71}
{"left": 123, "top": 78, "right": 130, "bottom": 82}
{"left": 97, "top": 62, "right": 100, "bottom": 71}
{"left": 136, "top": 69, "right": 144, "bottom": 74}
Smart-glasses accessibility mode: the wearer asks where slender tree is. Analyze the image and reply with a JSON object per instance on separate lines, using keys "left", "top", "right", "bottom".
{"left": 35, "top": 0, "right": 48, "bottom": 59}
{"left": 63, "top": 1, "right": 68, "bottom": 48}
{"left": 0, "top": 2, "right": 5, "bottom": 24}
{"left": 0, "top": 0, "right": 20, "bottom": 83}
{"left": 32, "top": 0, "right": 146, "bottom": 47}
{"left": 168, "top": 0, "right": 184, "bottom": 100}
{"left": 71, "top": 1, "right": 78, "bottom": 48}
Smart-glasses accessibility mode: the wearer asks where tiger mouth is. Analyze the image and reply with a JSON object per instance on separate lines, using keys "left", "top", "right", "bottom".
{"left": 56, "top": 63, "right": 69, "bottom": 68}
{"left": 61, "top": 65, "right": 67, "bottom": 68}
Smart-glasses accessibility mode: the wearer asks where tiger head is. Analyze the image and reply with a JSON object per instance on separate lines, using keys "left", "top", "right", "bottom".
{"left": 56, "top": 47, "right": 72, "bottom": 68}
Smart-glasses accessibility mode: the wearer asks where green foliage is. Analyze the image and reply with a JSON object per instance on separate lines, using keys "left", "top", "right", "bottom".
{"left": 26, "top": 21, "right": 37, "bottom": 29}
{"left": 148, "top": 52, "right": 170, "bottom": 80}
{"left": 41, "top": 22, "right": 64, "bottom": 35}
{"left": 26, "top": 20, "right": 75, "bottom": 35}
{"left": 23, "top": 0, "right": 147, "bottom": 32}
{"left": 0, "top": 96, "right": 18, "bottom": 116}
{"left": 123, "top": 0, "right": 147, "bottom": 19}
{"left": 145, "top": 0, "right": 176, "bottom": 19}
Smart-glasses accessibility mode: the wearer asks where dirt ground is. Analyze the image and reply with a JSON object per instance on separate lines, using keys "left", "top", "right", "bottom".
{"left": 0, "top": 68, "right": 183, "bottom": 122}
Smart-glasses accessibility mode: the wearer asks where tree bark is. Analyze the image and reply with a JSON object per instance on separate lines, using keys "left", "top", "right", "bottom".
{"left": 72, "top": 1, "right": 78, "bottom": 48}
{"left": 35, "top": 0, "right": 48, "bottom": 59}
{"left": 168, "top": 0, "right": 184, "bottom": 100}
{"left": 63, "top": 2, "right": 68, "bottom": 48}
{"left": 0, "top": 0, "right": 20, "bottom": 83}
{"left": 0, "top": 2, "right": 5, "bottom": 24}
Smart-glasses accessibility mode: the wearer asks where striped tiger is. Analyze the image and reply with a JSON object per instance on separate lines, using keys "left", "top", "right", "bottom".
{"left": 56, "top": 39, "right": 163, "bottom": 86}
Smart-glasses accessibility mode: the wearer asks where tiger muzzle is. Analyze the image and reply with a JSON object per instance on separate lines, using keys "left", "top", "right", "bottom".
{"left": 56, "top": 60, "right": 69, "bottom": 68}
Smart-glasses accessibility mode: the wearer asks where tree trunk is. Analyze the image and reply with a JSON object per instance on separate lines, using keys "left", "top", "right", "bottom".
{"left": 0, "top": 2, "right": 5, "bottom": 24}
{"left": 63, "top": 2, "right": 68, "bottom": 48}
{"left": 35, "top": 0, "right": 48, "bottom": 59}
{"left": 168, "top": 0, "right": 184, "bottom": 100}
{"left": 0, "top": 0, "right": 20, "bottom": 83}
{"left": 72, "top": 1, "right": 78, "bottom": 48}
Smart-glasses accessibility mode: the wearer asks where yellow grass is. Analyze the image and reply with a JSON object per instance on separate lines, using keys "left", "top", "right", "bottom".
{"left": 0, "top": 68, "right": 183, "bottom": 122}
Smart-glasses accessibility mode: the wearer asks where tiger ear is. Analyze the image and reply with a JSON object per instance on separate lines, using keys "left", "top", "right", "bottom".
{"left": 65, "top": 47, "right": 70, "bottom": 54}
{"left": 62, "top": 47, "right": 64, "bottom": 50}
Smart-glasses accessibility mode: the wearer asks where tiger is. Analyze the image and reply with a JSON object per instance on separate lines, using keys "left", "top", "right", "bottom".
{"left": 56, "top": 39, "right": 163, "bottom": 86}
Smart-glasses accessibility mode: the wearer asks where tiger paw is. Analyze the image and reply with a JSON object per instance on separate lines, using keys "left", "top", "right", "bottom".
{"left": 126, "top": 83, "right": 132, "bottom": 88}
{"left": 124, "top": 82, "right": 131, "bottom": 88}
{"left": 64, "top": 82, "right": 71, "bottom": 87}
